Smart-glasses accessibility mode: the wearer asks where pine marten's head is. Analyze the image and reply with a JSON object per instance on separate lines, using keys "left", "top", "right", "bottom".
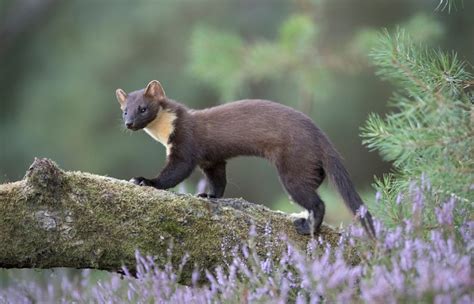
{"left": 115, "top": 80, "right": 166, "bottom": 131}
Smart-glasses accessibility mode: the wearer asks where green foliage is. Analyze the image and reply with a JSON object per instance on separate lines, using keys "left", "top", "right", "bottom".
{"left": 349, "top": 14, "right": 443, "bottom": 59}
{"left": 189, "top": 27, "right": 244, "bottom": 101}
{"left": 278, "top": 14, "right": 318, "bottom": 53}
{"left": 188, "top": 14, "right": 331, "bottom": 105}
{"left": 189, "top": 11, "right": 446, "bottom": 110}
{"left": 403, "top": 14, "right": 444, "bottom": 43}
{"left": 362, "top": 29, "right": 473, "bottom": 228}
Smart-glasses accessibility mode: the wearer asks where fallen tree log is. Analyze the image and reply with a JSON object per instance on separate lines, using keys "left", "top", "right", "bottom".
{"left": 0, "top": 158, "right": 355, "bottom": 280}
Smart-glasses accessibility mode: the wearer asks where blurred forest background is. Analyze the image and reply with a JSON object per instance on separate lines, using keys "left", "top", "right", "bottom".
{"left": 1, "top": 0, "right": 473, "bottom": 225}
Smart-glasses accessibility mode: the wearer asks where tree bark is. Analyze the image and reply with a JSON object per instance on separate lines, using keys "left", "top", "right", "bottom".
{"left": 0, "top": 158, "right": 356, "bottom": 280}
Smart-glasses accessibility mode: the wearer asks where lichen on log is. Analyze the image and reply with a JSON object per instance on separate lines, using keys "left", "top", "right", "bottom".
{"left": 0, "top": 158, "right": 356, "bottom": 280}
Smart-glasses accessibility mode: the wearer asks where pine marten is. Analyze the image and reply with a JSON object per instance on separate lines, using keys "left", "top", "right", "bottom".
{"left": 115, "top": 80, "right": 376, "bottom": 238}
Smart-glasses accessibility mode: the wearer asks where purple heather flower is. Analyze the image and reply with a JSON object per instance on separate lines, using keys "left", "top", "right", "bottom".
{"left": 191, "top": 269, "right": 200, "bottom": 287}
{"left": 249, "top": 224, "right": 257, "bottom": 238}
{"left": 384, "top": 226, "right": 402, "bottom": 249}
{"left": 375, "top": 191, "right": 382, "bottom": 203}
{"left": 261, "top": 258, "right": 272, "bottom": 274}
{"left": 411, "top": 185, "right": 424, "bottom": 214}
{"left": 396, "top": 192, "right": 403, "bottom": 205}
{"left": 435, "top": 196, "right": 455, "bottom": 226}
{"left": 460, "top": 221, "right": 474, "bottom": 248}
{"left": 435, "top": 294, "right": 453, "bottom": 304}
{"left": 359, "top": 205, "right": 368, "bottom": 218}
{"left": 350, "top": 225, "right": 364, "bottom": 238}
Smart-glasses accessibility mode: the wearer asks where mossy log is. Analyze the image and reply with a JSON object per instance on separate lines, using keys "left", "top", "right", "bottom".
{"left": 0, "top": 158, "right": 354, "bottom": 279}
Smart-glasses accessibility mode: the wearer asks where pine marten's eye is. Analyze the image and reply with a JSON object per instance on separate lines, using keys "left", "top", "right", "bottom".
{"left": 139, "top": 106, "right": 147, "bottom": 113}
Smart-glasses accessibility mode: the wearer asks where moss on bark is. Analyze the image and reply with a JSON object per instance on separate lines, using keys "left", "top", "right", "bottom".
{"left": 0, "top": 158, "right": 358, "bottom": 281}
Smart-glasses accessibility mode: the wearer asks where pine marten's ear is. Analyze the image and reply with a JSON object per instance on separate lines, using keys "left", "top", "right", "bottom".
{"left": 144, "top": 80, "right": 166, "bottom": 101}
{"left": 115, "top": 89, "right": 128, "bottom": 110}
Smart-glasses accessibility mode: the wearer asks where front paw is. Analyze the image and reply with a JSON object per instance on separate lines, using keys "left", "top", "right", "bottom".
{"left": 129, "top": 177, "right": 154, "bottom": 187}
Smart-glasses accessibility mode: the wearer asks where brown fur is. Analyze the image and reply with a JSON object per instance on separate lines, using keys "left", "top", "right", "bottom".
{"left": 116, "top": 80, "right": 376, "bottom": 238}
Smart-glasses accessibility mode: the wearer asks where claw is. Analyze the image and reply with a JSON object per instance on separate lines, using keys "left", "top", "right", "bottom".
{"left": 197, "top": 193, "right": 218, "bottom": 199}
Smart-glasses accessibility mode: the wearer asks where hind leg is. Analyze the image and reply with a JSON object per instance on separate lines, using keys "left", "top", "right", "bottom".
{"left": 277, "top": 162, "right": 326, "bottom": 235}
{"left": 290, "top": 188, "right": 326, "bottom": 235}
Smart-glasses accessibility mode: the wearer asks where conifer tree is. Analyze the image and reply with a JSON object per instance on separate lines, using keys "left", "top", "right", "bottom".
{"left": 362, "top": 29, "right": 473, "bottom": 229}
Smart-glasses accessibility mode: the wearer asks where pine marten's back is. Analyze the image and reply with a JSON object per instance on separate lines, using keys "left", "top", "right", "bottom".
{"left": 191, "top": 99, "right": 324, "bottom": 161}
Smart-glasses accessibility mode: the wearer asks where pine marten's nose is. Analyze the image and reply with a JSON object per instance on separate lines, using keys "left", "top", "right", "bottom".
{"left": 126, "top": 122, "right": 133, "bottom": 129}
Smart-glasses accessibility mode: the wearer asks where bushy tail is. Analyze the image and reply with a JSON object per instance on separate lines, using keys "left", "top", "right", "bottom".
{"left": 324, "top": 154, "right": 376, "bottom": 239}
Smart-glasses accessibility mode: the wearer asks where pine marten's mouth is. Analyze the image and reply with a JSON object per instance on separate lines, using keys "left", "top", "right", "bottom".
{"left": 130, "top": 125, "right": 144, "bottom": 131}
{"left": 126, "top": 123, "right": 144, "bottom": 131}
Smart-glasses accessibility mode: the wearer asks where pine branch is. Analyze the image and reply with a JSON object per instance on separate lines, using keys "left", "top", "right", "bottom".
{"left": 435, "top": 0, "right": 463, "bottom": 12}
{"left": 362, "top": 29, "right": 473, "bottom": 228}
